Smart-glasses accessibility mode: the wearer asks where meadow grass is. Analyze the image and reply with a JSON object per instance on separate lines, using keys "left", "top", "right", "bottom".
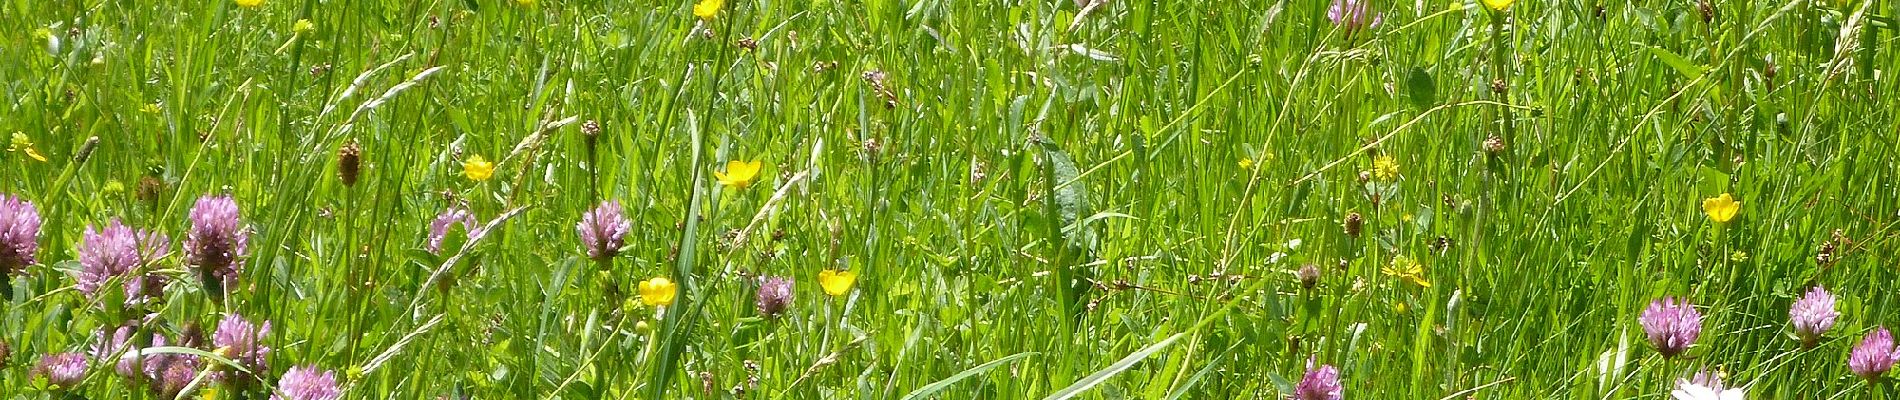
{"left": 2, "top": 0, "right": 1898, "bottom": 398}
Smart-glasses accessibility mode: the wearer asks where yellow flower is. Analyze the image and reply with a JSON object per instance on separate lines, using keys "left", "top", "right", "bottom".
{"left": 818, "top": 269, "right": 857, "bottom": 296}
{"left": 292, "top": 19, "right": 315, "bottom": 34}
{"left": 462, "top": 155, "right": 495, "bottom": 182}
{"left": 1381, "top": 256, "right": 1431, "bottom": 288}
{"left": 638, "top": 277, "right": 678, "bottom": 306}
{"left": 8, "top": 132, "right": 47, "bottom": 162}
{"left": 715, "top": 160, "right": 762, "bottom": 189}
{"left": 693, "top": 0, "right": 725, "bottom": 21}
{"left": 1702, "top": 193, "right": 1739, "bottom": 223}
{"left": 1237, "top": 158, "right": 1254, "bottom": 170}
{"left": 1372, "top": 155, "right": 1399, "bottom": 180}
{"left": 1481, "top": 0, "right": 1513, "bottom": 11}
{"left": 234, "top": 0, "right": 264, "bottom": 8}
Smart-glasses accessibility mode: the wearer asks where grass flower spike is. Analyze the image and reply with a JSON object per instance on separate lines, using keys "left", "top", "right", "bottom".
{"left": 715, "top": 160, "right": 763, "bottom": 189}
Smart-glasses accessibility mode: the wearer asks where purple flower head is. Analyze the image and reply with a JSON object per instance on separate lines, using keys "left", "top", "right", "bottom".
{"left": 1327, "top": 0, "right": 1383, "bottom": 34}
{"left": 186, "top": 195, "right": 247, "bottom": 300}
{"left": 213, "top": 313, "right": 272, "bottom": 376}
{"left": 1640, "top": 297, "right": 1702, "bottom": 358}
{"left": 144, "top": 335, "right": 202, "bottom": 398}
{"left": 33, "top": 352, "right": 89, "bottom": 388}
{"left": 576, "top": 201, "right": 630, "bottom": 262}
{"left": 0, "top": 194, "right": 42, "bottom": 274}
{"left": 91, "top": 324, "right": 143, "bottom": 377}
{"left": 427, "top": 208, "right": 480, "bottom": 255}
{"left": 78, "top": 219, "right": 171, "bottom": 306}
{"left": 1293, "top": 356, "right": 1343, "bottom": 400}
{"left": 755, "top": 276, "right": 794, "bottom": 318}
{"left": 273, "top": 365, "right": 343, "bottom": 400}
{"left": 1850, "top": 327, "right": 1897, "bottom": 381}
{"left": 1789, "top": 286, "right": 1838, "bottom": 347}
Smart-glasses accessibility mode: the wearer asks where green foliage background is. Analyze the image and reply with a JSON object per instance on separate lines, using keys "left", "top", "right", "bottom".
{"left": 2, "top": 0, "right": 1897, "bottom": 398}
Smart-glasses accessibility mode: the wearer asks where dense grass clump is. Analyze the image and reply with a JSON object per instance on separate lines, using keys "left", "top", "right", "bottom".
{"left": 2, "top": 0, "right": 1898, "bottom": 398}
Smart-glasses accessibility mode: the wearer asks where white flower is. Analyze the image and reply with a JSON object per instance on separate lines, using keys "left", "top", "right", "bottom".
{"left": 1671, "top": 380, "right": 1744, "bottom": 400}
{"left": 1286, "top": 238, "right": 1303, "bottom": 249}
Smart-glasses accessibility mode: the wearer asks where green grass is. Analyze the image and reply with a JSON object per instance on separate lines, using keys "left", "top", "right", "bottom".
{"left": 3, "top": 0, "right": 1898, "bottom": 398}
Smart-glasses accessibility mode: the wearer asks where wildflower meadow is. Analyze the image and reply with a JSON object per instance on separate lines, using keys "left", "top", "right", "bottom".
{"left": 3, "top": 0, "right": 1898, "bottom": 398}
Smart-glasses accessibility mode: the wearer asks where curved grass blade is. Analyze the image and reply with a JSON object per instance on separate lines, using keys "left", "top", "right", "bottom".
{"left": 1042, "top": 333, "right": 1186, "bottom": 400}
{"left": 899, "top": 352, "right": 1038, "bottom": 400}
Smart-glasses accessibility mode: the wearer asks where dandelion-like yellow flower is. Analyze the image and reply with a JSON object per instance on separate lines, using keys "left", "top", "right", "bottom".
{"left": 8, "top": 132, "right": 47, "bottom": 162}
{"left": 1372, "top": 155, "right": 1399, "bottom": 181}
{"left": 1481, "top": 0, "right": 1514, "bottom": 11}
{"left": 818, "top": 269, "right": 857, "bottom": 296}
{"left": 1702, "top": 193, "right": 1739, "bottom": 223}
{"left": 292, "top": 19, "right": 315, "bottom": 34}
{"left": 1237, "top": 158, "right": 1255, "bottom": 170}
{"left": 638, "top": 277, "right": 678, "bottom": 306}
{"left": 693, "top": 0, "right": 725, "bottom": 21}
{"left": 715, "top": 160, "right": 762, "bottom": 189}
{"left": 462, "top": 155, "right": 496, "bottom": 182}
{"left": 235, "top": 0, "right": 264, "bottom": 8}
{"left": 1381, "top": 256, "right": 1431, "bottom": 288}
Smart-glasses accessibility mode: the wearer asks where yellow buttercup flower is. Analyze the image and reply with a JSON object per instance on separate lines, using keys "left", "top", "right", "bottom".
{"left": 1237, "top": 158, "right": 1254, "bottom": 170}
{"left": 235, "top": 0, "right": 264, "bottom": 8}
{"left": 818, "top": 269, "right": 857, "bottom": 296}
{"left": 1481, "top": 0, "right": 1514, "bottom": 11}
{"left": 1381, "top": 256, "right": 1431, "bottom": 288}
{"left": 715, "top": 160, "right": 762, "bottom": 189}
{"left": 8, "top": 132, "right": 47, "bottom": 162}
{"left": 462, "top": 155, "right": 495, "bottom": 182}
{"left": 693, "top": 0, "right": 724, "bottom": 21}
{"left": 1702, "top": 193, "right": 1739, "bottom": 223}
{"left": 638, "top": 277, "right": 678, "bottom": 306}
{"left": 1372, "top": 155, "right": 1399, "bottom": 181}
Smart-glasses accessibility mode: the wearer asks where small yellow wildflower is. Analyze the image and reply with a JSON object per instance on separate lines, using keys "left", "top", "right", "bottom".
{"left": 1381, "top": 256, "right": 1431, "bottom": 288}
{"left": 715, "top": 160, "right": 762, "bottom": 189}
{"left": 693, "top": 0, "right": 725, "bottom": 21}
{"left": 638, "top": 277, "right": 678, "bottom": 306}
{"left": 1237, "top": 158, "right": 1255, "bottom": 170}
{"left": 234, "top": 0, "right": 264, "bottom": 8}
{"left": 292, "top": 19, "right": 315, "bottom": 34}
{"left": 140, "top": 103, "right": 162, "bottom": 114}
{"left": 1702, "top": 193, "right": 1739, "bottom": 223}
{"left": 1372, "top": 155, "right": 1399, "bottom": 180}
{"left": 818, "top": 269, "right": 857, "bottom": 296}
{"left": 462, "top": 155, "right": 496, "bottom": 182}
{"left": 8, "top": 132, "right": 47, "bottom": 162}
{"left": 1481, "top": 0, "right": 1513, "bottom": 11}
